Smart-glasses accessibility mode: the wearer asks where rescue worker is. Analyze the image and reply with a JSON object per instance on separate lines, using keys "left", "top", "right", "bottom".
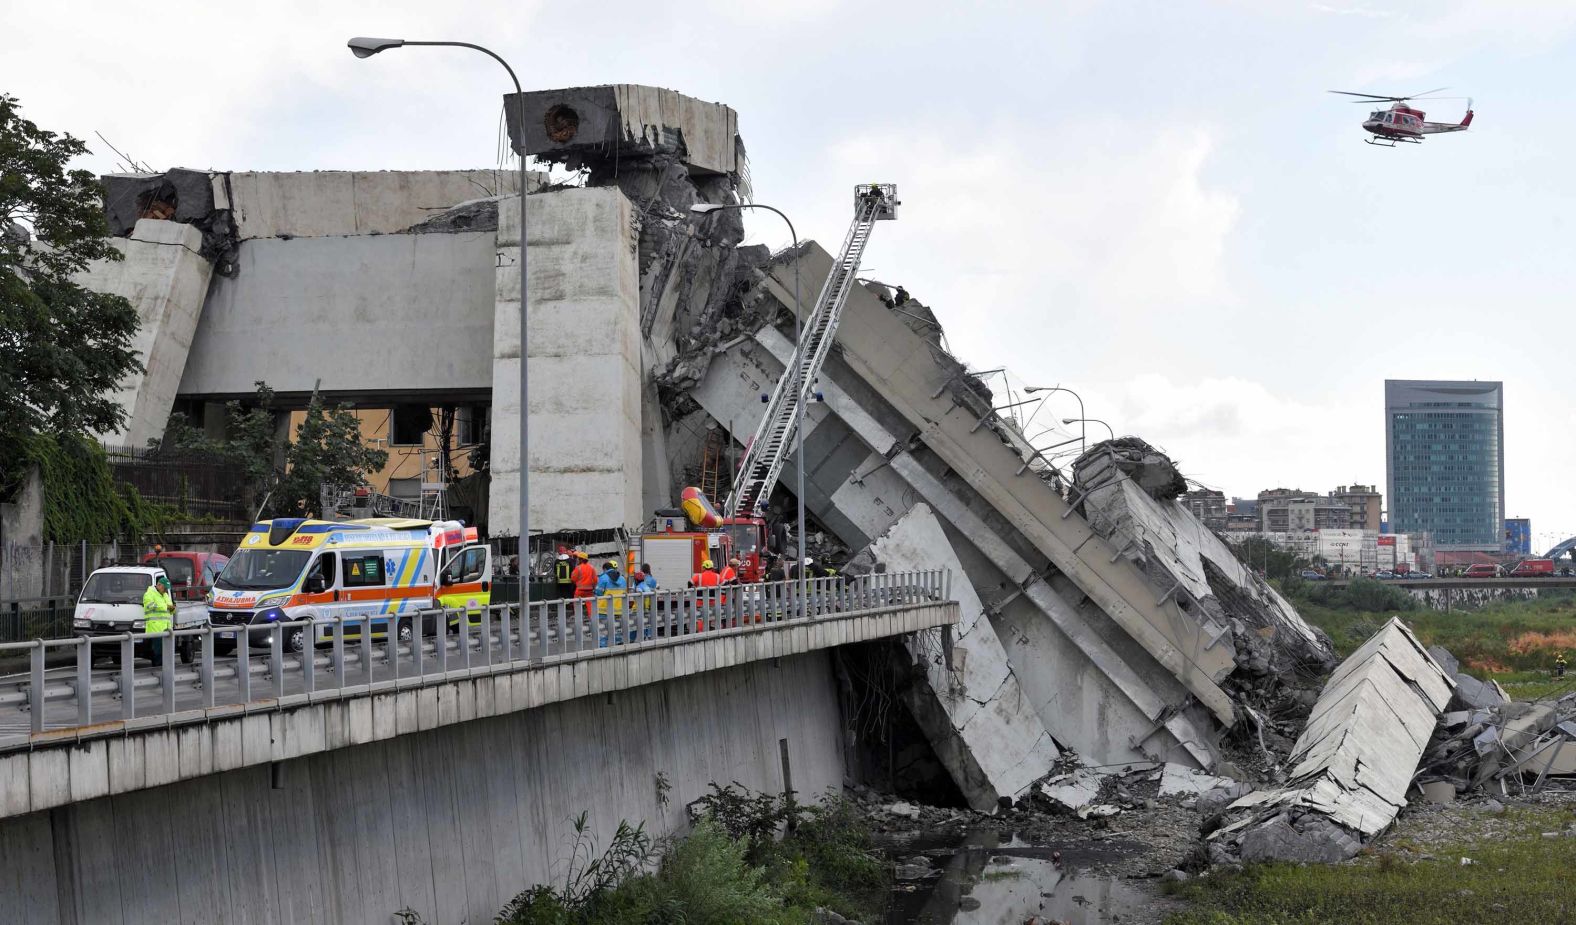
{"left": 570, "top": 550, "right": 598, "bottom": 615}
{"left": 689, "top": 559, "right": 723, "bottom": 632}
{"left": 633, "top": 565, "right": 658, "bottom": 593}
{"left": 765, "top": 556, "right": 787, "bottom": 583}
{"left": 141, "top": 574, "right": 175, "bottom": 666}
{"left": 721, "top": 557, "right": 742, "bottom": 585}
{"left": 553, "top": 553, "right": 573, "bottom": 599}
{"left": 1557, "top": 652, "right": 1568, "bottom": 680}
{"left": 595, "top": 560, "right": 627, "bottom": 595}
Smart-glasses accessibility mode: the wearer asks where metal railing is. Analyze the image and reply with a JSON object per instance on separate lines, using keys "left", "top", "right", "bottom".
{"left": 0, "top": 569, "right": 948, "bottom": 743}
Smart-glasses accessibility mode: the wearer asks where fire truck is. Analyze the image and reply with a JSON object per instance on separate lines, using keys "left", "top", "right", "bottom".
{"left": 637, "top": 185, "right": 898, "bottom": 588}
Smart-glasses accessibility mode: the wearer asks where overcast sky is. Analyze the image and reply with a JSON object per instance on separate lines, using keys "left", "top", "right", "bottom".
{"left": 7, "top": 1, "right": 1574, "bottom": 548}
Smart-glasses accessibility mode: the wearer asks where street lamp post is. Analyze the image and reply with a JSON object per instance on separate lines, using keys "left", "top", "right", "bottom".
{"left": 1025, "top": 385, "right": 1087, "bottom": 456}
{"left": 1064, "top": 417, "right": 1116, "bottom": 443}
{"left": 348, "top": 36, "right": 532, "bottom": 591}
{"left": 691, "top": 202, "right": 806, "bottom": 593}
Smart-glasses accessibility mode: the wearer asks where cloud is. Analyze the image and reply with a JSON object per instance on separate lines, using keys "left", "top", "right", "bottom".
{"left": 1113, "top": 375, "right": 1367, "bottom": 496}
{"left": 1311, "top": 3, "right": 1396, "bottom": 18}
{"left": 811, "top": 118, "right": 1240, "bottom": 370}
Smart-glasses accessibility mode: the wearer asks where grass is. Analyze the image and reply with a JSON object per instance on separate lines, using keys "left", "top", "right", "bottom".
{"left": 1292, "top": 591, "right": 1576, "bottom": 682}
{"left": 1165, "top": 807, "right": 1576, "bottom": 924}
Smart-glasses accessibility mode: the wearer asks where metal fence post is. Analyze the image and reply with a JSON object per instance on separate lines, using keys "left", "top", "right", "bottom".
{"left": 361, "top": 616, "right": 374, "bottom": 688}
{"left": 332, "top": 616, "right": 346, "bottom": 680}
{"left": 270, "top": 625, "right": 284, "bottom": 700}
{"left": 236, "top": 628, "right": 250, "bottom": 703}
{"left": 160, "top": 632, "right": 175, "bottom": 715}
{"left": 29, "top": 642, "right": 44, "bottom": 732}
{"left": 501, "top": 603, "right": 514, "bottom": 663}
{"left": 300, "top": 622, "right": 315, "bottom": 694}
{"left": 481, "top": 606, "right": 493, "bottom": 667}
{"left": 76, "top": 638, "right": 92, "bottom": 726}
{"left": 120, "top": 635, "right": 136, "bottom": 720}
{"left": 201, "top": 627, "right": 216, "bottom": 709}
{"left": 436, "top": 611, "right": 448, "bottom": 675}
{"left": 460, "top": 609, "right": 472, "bottom": 670}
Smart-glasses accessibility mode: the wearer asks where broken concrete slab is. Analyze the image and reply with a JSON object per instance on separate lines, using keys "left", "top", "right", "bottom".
{"left": 1072, "top": 440, "right": 1337, "bottom": 694}
{"left": 1038, "top": 768, "right": 1108, "bottom": 813}
{"left": 506, "top": 85, "right": 742, "bottom": 179}
{"left": 1158, "top": 763, "right": 1235, "bottom": 798}
{"left": 865, "top": 504, "right": 1060, "bottom": 812}
{"left": 1209, "top": 618, "right": 1452, "bottom": 863}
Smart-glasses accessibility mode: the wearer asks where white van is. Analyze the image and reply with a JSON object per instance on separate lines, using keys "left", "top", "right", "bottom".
{"left": 72, "top": 565, "right": 207, "bottom": 663}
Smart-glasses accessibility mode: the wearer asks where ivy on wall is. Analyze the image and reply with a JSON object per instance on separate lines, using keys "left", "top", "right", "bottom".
{"left": 11, "top": 433, "right": 174, "bottom": 543}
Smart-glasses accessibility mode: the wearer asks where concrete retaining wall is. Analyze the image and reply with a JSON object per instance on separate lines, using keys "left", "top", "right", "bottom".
{"left": 227, "top": 169, "right": 531, "bottom": 240}
{"left": 180, "top": 231, "right": 497, "bottom": 400}
{"left": 0, "top": 652, "right": 842, "bottom": 925}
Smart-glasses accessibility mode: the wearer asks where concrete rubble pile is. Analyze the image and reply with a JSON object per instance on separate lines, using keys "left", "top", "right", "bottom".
{"left": 1072, "top": 438, "right": 1338, "bottom": 746}
{"left": 1206, "top": 618, "right": 1453, "bottom": 864}
{"left": 1413, "top": 645, "right": 1576, "bottom": 799}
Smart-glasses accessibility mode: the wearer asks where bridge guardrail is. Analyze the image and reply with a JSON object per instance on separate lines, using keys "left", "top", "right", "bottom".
{"left": 0, "top": 569, "right": 949, "bottom": 743}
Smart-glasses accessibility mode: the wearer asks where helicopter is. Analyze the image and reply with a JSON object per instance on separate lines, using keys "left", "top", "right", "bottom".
{"left": 1329, "top": 88, "right": 1474, "bottom": 146}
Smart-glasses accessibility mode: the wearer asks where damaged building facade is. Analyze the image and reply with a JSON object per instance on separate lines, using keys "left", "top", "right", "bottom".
{"left": 81, "top": 84, "right": 1334, "bottom": 814}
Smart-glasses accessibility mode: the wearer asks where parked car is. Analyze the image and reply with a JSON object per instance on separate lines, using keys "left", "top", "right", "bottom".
{"left": 1299, "top": 569, "right": 1327, "bottom": 580}
{"left": 143, "top": 550, "right": 229, "bottom": 602}
{"left": 1463, "top": 564, "right": 1501, "bottom": 578}
{"left": 72, "top": 566, "right": 207, "bottom": 663}
{"left": 1374, "top": 570, "right": 1396, "bottom": 580}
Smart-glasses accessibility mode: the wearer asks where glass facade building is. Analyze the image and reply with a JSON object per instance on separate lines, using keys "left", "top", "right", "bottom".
{"left": 1384, "top": 380, "right": 1504, "bottom": 550}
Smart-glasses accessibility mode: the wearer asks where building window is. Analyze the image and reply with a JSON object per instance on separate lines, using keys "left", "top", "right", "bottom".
{"left": 388, "top": 477, "right": 421, "bottom": 501}
{"left": 457, "top": 405, "right": 487, "bottom": 447}
{"left": 391, "top": 405, "right": 432, "bottom": 446}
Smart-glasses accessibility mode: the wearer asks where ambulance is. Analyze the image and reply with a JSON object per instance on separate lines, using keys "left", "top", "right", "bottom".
{"left": 207, "top": 516, "right": 492, "bottom": 652}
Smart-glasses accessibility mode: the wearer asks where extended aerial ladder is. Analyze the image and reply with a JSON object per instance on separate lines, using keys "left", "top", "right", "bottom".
{"left": 724, "top": 184, "right": 898, "bottom": 519}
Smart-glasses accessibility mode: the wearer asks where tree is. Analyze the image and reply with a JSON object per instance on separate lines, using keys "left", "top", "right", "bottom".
{"left": 161, "top": 382, "right": 387, "bottom": 518}
{"left": 0, "top": 94, "right": 140, "bottom": 469}
{"left": 274, "top": 391, "right": 388, "bottom": 516}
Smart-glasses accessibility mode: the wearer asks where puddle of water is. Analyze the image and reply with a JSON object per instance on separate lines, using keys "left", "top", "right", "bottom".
{"left": 882, "top": 828, "right": 1153, "bottom": 924}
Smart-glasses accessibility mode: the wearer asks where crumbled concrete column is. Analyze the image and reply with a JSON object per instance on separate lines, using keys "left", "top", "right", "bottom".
{"left": 79, "top": 219, "right": 215, "bottom": 447}
{"left": 866, "top": 504, "right": 1059, "bottom": 811}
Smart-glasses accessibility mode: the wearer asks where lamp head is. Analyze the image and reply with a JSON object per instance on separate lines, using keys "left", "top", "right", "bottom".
{"left": 347, "top": 36, "right": 405, "bottom": 58}
{"left": 689, "top": 203, "right": 729, "bottom": 215}
{"left": 1062, "top": 418, "right": 1079, "bottom": 425}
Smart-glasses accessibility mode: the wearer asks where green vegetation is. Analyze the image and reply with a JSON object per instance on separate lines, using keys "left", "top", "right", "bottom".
{"left": 1285, "top": 576, "right": 1419, "bottom": 615}
{"left": 1166, "top": 806, "right": 1576, "bottom": 924}
{"left": 1229, "top": 537, "right": 1324, "bottom": 581}
{"left": 485, "top": 786, "right": 888, "bottom": 925}
{"left": 1281, "top": 585, "right": 1576, "bottom": 700}
{"left": 159, "top": 382, "right": 387, "bottom": 518}
{"left": 0, "top": 93, "right": 141, "bottom": 472}
{"left": 14, "top": 432, "right": 173, "bottom": 543}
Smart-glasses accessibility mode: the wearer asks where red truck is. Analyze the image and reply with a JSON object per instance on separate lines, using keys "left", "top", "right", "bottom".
{"left": 1463, "top": 564, "right": 1502, "bottom": 578}
{"left": 1509, "top": 558, "right": 1555, "bottom": 578}
{"left": 142, "top": 550, "right": 230, "bottom": 601}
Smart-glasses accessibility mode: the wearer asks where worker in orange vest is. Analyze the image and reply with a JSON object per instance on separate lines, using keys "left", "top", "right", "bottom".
{"left": 720, "top": 557, "right": 740, "bottom": 584}
{"left": 570, "top": 550, "right": 598, "bottom": 615}
{"left": 689, "top": 559, "right": 722, "bottom": 632}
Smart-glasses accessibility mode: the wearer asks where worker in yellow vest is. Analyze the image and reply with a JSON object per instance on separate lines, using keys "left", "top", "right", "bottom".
{"left": 142, "top": 575, "right": 175, "bottom": 666}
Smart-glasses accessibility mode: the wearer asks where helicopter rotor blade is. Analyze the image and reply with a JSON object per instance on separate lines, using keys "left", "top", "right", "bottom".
{"left": 1407, "top": 86, "right": 1450, "bottom": 99}
{"left": 1329, "top": 90, "right": 1402, "bottom": 100}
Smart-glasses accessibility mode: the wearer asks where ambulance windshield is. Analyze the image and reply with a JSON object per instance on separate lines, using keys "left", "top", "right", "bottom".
{"left": 216, "top": 549, "right": 311, "bottom": 591}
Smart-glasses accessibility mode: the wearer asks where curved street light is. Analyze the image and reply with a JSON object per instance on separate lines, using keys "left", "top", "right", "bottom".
{"left": 1025, "top": 385, "right": 1087, "bottom": 455}
{"left": 347, "top": 36, "right": 533, "bottom": 586}
{"left": 691, "top": 202, "right": 808, "bottom": 591}
{"left": 1063, "top": 417, "right": 1116, "bottom": 443}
